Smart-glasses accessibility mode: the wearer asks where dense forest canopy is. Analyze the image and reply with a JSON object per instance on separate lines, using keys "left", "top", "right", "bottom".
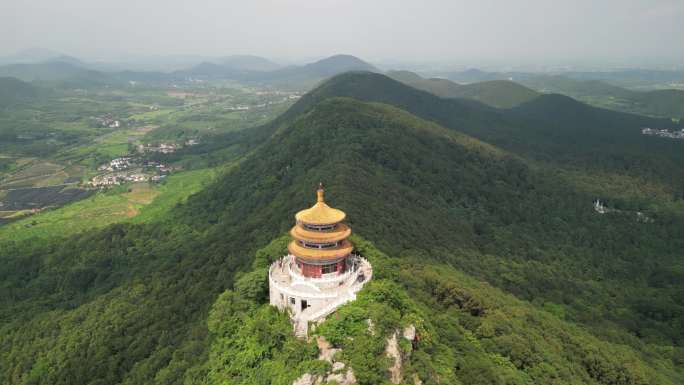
{"left": 1, "top": 72, "right": 683, "bottom": 384}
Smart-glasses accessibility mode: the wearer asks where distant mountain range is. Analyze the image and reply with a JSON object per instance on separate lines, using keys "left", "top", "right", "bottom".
{"left": 438, "top": 69, "right": 684, "bottom": 118}
{"left": 176, "top": 54, "right": 378, "bottom": 87}
{"left": 0, "top": 54, "right": 378, "bottom": 89}
{"left": 387, "top": 70, "right": 540, "bottom": 108}
{"left": 440, "top": 67, "right": 684, "bottom": 86}
{"left": 1, "top": 50, "right": 683, "bottom": 118}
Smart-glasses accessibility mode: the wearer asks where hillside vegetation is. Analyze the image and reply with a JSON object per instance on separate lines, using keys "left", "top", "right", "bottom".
{"left": 204, "top": 236, "right": 680, "bottom": 384}
{"left": 0, "top": 77, "right": 37, "bottom": 107}
{"left": 297, "top": 72, "right": 684, "bottom": 191}
{"left": 0, "top": 74, "right": 683, "bottom": 384}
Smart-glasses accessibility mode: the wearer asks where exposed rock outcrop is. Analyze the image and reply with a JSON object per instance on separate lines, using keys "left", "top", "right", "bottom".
{"left": 386, "top": 332, "right": 403, "bottom": 384}
{"left": 366, "top": 318, "right": 375, "bottom": 335}
{"left": 293, "top": 373, "right": 316, "bottom": 385}
{"left": 385, "top": 324, "right": 419, "bottom": 384}
{"left": 314, "top": 336, "right": 357, "bottom": 384}
{"left": 317, "top": 336, "right": 340, "bottom": 363}
{"left": 403, "top": 324, "right": 416, "bottom": 341}
{"left": 326, "top": 369, "right": 357, "bottom": 384}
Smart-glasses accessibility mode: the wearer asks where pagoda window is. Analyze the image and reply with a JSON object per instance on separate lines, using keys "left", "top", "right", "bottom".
{"left": 300, "top": 241, "right": 338, "bottom": 249}
{"left": 303, "top": 223, "right": 336, "bottom": 231}
{"left": 321, "top": 263, "right": 338, "bottom": 275}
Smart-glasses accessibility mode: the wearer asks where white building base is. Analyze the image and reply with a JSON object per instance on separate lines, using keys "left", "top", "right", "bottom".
{"left": 269, "top": 254, "right": 372, "bottom": 337}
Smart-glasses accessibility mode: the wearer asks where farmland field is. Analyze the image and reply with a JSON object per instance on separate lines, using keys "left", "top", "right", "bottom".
{"left": 0, "top": 167, "right": 216, "bottom": 242}
{"left": 0, "top": 81, "right": 289, "bottom": 225}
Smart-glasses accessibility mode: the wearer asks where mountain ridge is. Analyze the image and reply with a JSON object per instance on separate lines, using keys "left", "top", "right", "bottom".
{"left": 388, "top": 70, "right": 540, "bottom": 108}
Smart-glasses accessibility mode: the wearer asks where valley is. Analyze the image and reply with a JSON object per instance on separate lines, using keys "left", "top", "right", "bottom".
{"left": 0, "top": 77, "right": 296, "bottom": 226}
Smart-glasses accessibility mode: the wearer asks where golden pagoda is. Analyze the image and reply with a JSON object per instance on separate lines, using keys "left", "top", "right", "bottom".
{"left": 269, "top": 183, "right": 372, "bottom": 337}
{"left": 288, "top": 183, "right": 353, "bottom": 277}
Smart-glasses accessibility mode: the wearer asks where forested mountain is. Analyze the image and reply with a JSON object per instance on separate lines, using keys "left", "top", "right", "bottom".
{"left": 294, "top": 72, "right": 684, "bottom": 188}
{"left": 1, "top": 72, "right": 683, "bottom": 384}
{"left": 0, "top": 77, "right": 37, "bottom": 107}
{"left": 441, "top": 69, "right": 684, "bottom": 118}
{"left": 523, "top": 76, "right": 684, "bottom": 119}
{"left": 448, "top": 80, "right": 540, "bottom": 108}
{"left": 0, "top": 54, "right": 375, "bottom": 89}
{"left": 631, "top": 89, "right": 684, "bottom": 117}
{"left": 388, "top": 70, "right": 540, "bottom": 108}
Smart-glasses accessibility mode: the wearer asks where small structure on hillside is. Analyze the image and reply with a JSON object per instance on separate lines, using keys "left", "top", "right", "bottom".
{"left": 269, "top": 184, "right": 372, "bottom": 337}
{"left": 593, "top": 199, "right": 607, "bottom": 214}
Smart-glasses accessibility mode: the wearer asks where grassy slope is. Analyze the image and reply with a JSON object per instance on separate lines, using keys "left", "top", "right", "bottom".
{"left": 0, "top": 168, "right": 216, "bottom": 242}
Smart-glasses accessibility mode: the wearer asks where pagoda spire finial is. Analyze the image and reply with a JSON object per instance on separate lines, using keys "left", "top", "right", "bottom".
{"left": 317, "top": 182, "right": 325, "bottom": 203}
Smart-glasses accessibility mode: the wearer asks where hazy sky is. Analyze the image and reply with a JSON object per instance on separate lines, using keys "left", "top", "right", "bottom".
{"left": 2, "top": 0, "right": 683, "bottom": 67}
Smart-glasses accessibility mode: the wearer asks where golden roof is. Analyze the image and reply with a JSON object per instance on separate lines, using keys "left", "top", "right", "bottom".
{"left": 291, "top": 223, "right": 351, "bottom": 243}
{"left": 288, "top": 239, "right": 353, "bottom": 261}
{"left": 294, "top": 185, "right": 346, "bottom": 225}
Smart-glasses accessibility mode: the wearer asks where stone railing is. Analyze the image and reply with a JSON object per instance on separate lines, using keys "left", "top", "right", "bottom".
{"left": 268, "top": 265, "right": 340, "bottom": 299}
{"left": 270, "top": 254, "right": 373, "bottom": 338}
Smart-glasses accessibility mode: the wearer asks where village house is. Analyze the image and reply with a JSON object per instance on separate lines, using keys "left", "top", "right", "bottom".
{"left": 641, "top": 127, "right": 684, "bottom": 140}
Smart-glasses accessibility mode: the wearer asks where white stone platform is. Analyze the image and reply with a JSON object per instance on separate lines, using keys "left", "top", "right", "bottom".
{"left": 269, "top": 254, "right": 372, "bottom": 337}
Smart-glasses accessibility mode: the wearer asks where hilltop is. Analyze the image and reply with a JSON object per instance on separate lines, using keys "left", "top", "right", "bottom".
{"left": 214, "top": 54, "right": 281, "bottom": 71}
{"left": 296, "top": 54, "right": 379, "bottom": 77}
